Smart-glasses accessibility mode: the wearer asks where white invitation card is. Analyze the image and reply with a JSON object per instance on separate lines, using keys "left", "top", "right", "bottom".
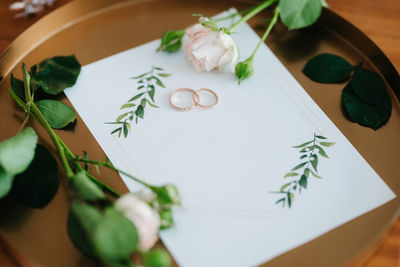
{"left": 65, "top": 10, "right": 395, "bottom": 267}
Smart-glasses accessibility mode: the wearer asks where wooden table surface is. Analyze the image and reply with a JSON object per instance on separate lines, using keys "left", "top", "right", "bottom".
{"left": 0, "top": 0, "right": 399, "bottom": 266}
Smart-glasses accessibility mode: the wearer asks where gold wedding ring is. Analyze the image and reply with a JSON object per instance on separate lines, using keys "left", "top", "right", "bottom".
{"left": 194, "top": 88, "right": 219, "bottom": 110}
{"left": 169, "top": 88, "right": 200, "bottom": 112}
{"left": 169, "top": 88, "right": 219, "bottom": 112}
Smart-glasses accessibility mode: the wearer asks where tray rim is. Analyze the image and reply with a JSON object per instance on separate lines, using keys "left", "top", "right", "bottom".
{"left": 0, "top": 0, "right": 399, "bottom": 266}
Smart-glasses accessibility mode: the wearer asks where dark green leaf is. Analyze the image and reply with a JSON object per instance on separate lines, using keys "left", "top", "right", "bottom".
{"left": 284, "top": 172, "right": 299, "bottom": 178}
{"left": 136, "top": 105, "right": 144, "bottom": 119}
{"left": 12, "top": 144, "right": 58, "bottom": 208}
{"left": 129, "top": 93, "right": 144, "bottom": 102}
{"left": 287, "top": 192, "right": 294, "bottom": 208}
{"left": 159, "top": 208, "right": 174, "bottom": 230}
{"left": 291, "top": 162, "right": 307, "bottom": 171}
{"left": 111, "top": 128, "right": 122, "bottom": 135}
{"left": 315, "top": 135, "right": 327, "bottom": 139}
{"left": 279, "top": 0, "right": 322, "bottom": 30}
{"left": 36, "top": 100, "right": 76, "bottom": 129}
{"left": 143, "top": 248, "right": 171, "bottom": 267}
{"left": 152, "top": 66, "right": 164, "bottom": 71}
{"left": 342, "top": 83, "right": 391, "bottom": 130}
{"left": 302, "top": 54, "right": 354, "bottom": 83}
{"left": 0, "top": 167, "right": 14, "bottom": 198}
{"left": 157, "top": 30, "right": 185, "bottom": 53}
{"left": 70, "top": 171, "right": 106, "bottom": 201}
{"left": 10, "top": 74, "right": 26, "bottom": 100}
{"left": 148, "top": 87, "right": 155, "bottom": 102}
{"left": 319, "top": 141, "right": 335, "bottom": 147}
{"left": 311, "top": 156, "right": 318, "bottom": 172}
{"left": 300, "top": 154, "right": 308, "bottom": 159}
{"left": 275, "top": 197, "right": 285, "bottom": 205}
{"left": 123, "top": 123, "right": 129, "bottom": 138}
{"left": 299, "top": 175, "right": 308, "bottom": 189}
{"left": 93, "top": 208, "right": 139, "bottom": 262}
{"left": 67, "top": 201, "right": 102, "bottom": 257}
{"left": 293, "top": 140, "right": 313, "bottom": 148}
{"left": 351, "top": 67, "right": 387, "bottom": 104}
{"left": 0, "top": 127, "right": 37, "bottom": 175}
{"left": 32, "top": 55, "right": 81, "bottom": 95}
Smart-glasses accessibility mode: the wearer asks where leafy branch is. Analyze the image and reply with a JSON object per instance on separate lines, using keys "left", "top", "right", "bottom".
{"left": 4, "top": 57, "right": 180, "bottom": 267}
{"left": 106, "top": 66, "right": 171, "bottom": 138}
{"left": 273, "top": 133, "right": 335, "bottom": 208}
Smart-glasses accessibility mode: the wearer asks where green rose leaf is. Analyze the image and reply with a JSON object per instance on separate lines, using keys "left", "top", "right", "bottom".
{"left": 31, "top": 55, "right": 81, "bottom": 95}
{"left": 11, "top": 144, "right": 59, "bottom": 209}
{"left": 143, "top": 248, "right": 172, "bottom": 267}
{"left": 302, "top": 54, "right": 354, "bottom": 83}
{"left": 67, "top": 201, "right": 102, "bottom": 257}
{"left": 351, "top": 67, "right": 387, "bottom": 104}
{"left": 70, "top": 171, "right": 106, "bottom": 201}
{"left": 157, "top": 30, "right": 186, "bottom": 53}
{"left": 93, "top": 208, "right": 139, "bottom": 262}
{"left": 36, "top": 99, "right": 76, "bottom": 129}
{"left": 0, "top": 127, "right": 37, "bottom": 175}
{"left": 0, "top": 167, "right": 14, "bottom": 198}
{"left": 10, "top": 74, "right": 26, "bottom": 100}
{"left": 342, "top": 83, "right": 391, "bottom": 130}
{"left": 279, "top": 0, "right": 322, "bottom": 30}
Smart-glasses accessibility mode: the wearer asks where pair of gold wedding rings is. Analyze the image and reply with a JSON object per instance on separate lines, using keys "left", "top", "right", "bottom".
{"left": 169, "top": 88, "right": 219, "bottom": 112}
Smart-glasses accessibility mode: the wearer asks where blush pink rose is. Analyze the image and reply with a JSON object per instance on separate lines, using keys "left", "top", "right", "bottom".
{"left": 183, "top": 23, "right": 238, "bottom": 72}
{"left": 114, "top": 194, "right": 160, "bottom": 251}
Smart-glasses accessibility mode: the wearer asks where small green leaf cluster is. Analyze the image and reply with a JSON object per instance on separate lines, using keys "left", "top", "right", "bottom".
{"left": 7, "top": 57, "right": 180, "bottom": 267}
{"left": 273, "top": 134, "right": 335, "bottom": 208}
{"left": 107, "top": 66, "right": 171, "bottom": 138}
{"left": 303, "top": 53, "right": 392, "bottom": 130}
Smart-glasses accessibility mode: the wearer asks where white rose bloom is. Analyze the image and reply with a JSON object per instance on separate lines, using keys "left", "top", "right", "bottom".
{"left": 114, "top": 194, "right": 160, "bottom": 251}
{"left": 183, "top": 23, "right": 238, "bottom": 72}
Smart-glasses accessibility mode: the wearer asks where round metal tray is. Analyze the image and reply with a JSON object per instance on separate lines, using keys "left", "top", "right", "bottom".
{"left": 0, "top": 0, "right": 399, "bottom": 266}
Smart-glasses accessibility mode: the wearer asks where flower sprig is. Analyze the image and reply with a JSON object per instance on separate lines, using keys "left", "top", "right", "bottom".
{"left": 4, "top": 57, "right": 180, "bottom": 267}
{"left": 273, "top": 134, "right": 335, "bottom": 208}
{"left": 106, "top": 66, "right": 171, "bottom": 138}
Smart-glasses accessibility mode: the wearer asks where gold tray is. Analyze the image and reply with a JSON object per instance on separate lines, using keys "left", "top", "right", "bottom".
{"left": 0, "top": 0, "right": 399, "bottom": 266}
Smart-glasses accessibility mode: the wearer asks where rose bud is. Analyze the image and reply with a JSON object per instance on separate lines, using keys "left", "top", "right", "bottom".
{"left": 114, "top": 194, "right": 161, "bottom": 251}
{"left": 235, "top": 56, "right": 254, "bottom": 84}
{"left": 183, "top": 22, "right": 238, "bottom": 72}
{"left": 157, "top": 30, "right": 186, "bottom": 53}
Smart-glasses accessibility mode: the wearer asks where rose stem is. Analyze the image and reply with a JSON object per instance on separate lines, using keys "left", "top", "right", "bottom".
{"left": 249, "top": 6, "right": 280, "bottom": 60}
{"left": 228, "top": 0, "right": 277, "bottom": 31}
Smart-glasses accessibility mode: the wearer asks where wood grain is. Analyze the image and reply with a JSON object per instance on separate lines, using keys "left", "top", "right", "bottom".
{"left": 0, "top": 0, "right": 399, "bottom": 266}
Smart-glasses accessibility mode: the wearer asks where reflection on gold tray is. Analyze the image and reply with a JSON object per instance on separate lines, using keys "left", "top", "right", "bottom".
{"left": 0, "top": 0, "right": 399, "bottom": 266}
